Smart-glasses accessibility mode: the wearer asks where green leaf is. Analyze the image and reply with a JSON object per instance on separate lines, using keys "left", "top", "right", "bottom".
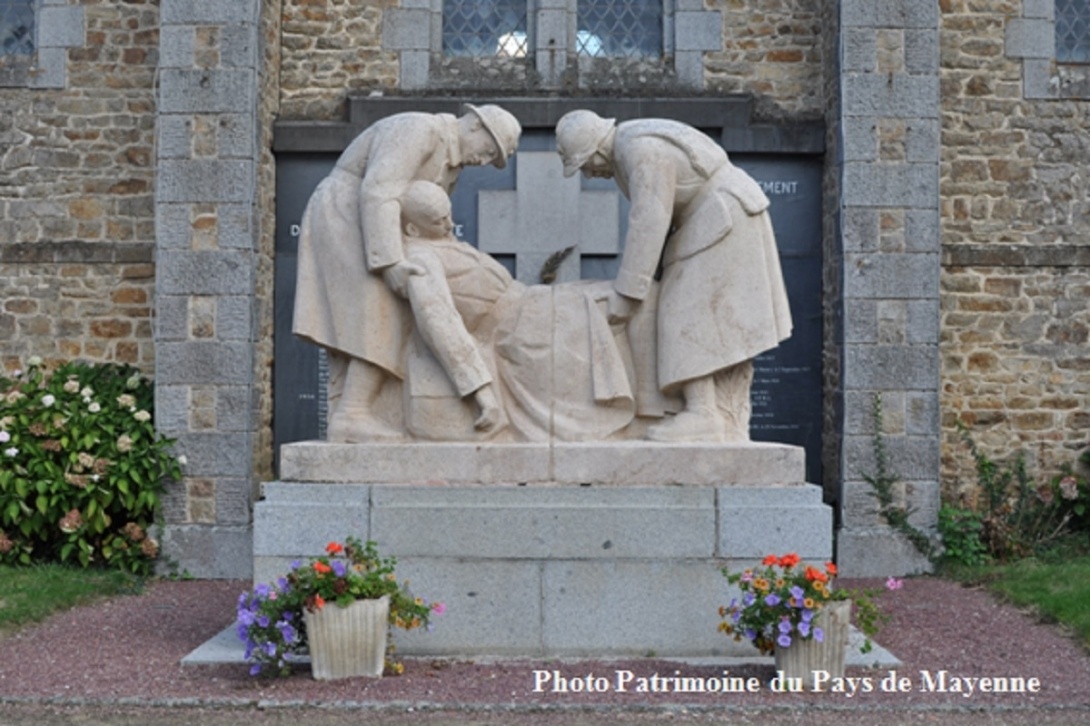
{"left": 35, "top": 495, "right": 48, "bottom": 515}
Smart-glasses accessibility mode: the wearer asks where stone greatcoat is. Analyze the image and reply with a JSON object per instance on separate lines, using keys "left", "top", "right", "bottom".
{"left": 609, "top": 119, "right": 793, "bottom": 390}
{"left": 292, "top": 113, "right": 464, "bottom": 379}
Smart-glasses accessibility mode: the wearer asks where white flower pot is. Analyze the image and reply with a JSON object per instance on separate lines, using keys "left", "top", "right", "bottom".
{"left": 303, "top": 595, "right": 389, "bottom": 680}
{"left": 773, "top": 599, "right": 850, "bottom": 689}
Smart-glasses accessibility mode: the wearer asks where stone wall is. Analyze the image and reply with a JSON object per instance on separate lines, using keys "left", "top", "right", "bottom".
{"left": 939, "top": 0, "right": 1090, "bottom": 496}
{"left": 0, "top": 1, "right": 158, "bottom": 372}
{"left": 705, "top": 0, "right": 824, "bottom": 120}
{"left": 277, "top": 0, "right": 824, "bottom": 122}
{"left": 279, "top": 0, "right": 399, "bottom": 120}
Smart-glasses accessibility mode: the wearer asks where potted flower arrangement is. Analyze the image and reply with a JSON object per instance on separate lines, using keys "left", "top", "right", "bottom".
{"left": 718, "top": 553, "right": 886, "bottom": 684}
{"left": 237, "top": 537, "right": 443, "bottom": 679}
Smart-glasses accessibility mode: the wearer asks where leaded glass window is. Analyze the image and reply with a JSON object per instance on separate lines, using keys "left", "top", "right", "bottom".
{"left": 443, "top": 0, "right": 530, "bottom": 58}
{"left": 577, "top": 0, "right": 662, "bottom": 59}
{"left": 1056, "top": 0, "right": 1090, "bottom": 63}
{"left": 0, "top": 0, "right": 34, "bottom": 57}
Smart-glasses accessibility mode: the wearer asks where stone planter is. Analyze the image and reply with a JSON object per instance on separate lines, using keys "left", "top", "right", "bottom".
{"left": 773, "top": 599, "right": 851, "bottom": 689}
{"left": 303, "top": 595, "right": 390, "bottom": 680}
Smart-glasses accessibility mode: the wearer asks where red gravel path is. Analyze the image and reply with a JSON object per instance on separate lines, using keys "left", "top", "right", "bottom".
{"left": 0, "top": 576, "right": 1088, "bottom": 721}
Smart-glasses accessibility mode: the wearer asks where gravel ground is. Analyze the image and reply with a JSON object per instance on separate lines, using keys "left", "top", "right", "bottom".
{"left": 0, "top": 576, "right": 1088, "bottom": 725}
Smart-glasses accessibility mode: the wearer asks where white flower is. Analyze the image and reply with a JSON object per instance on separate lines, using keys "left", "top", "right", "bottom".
{"left": 80, "top": 387, "right": 93, "bottom": 398}
{"left": 83, "top": 396, "right": 91, "bottom": 404}
{"left": 117, "top": 434, "right": 133, "bottom": 453}
{"left": 88, "top": 402, "right": 101, "bottom": 413}
{"left": 41, "top": 394, "right": 55, "bottom": 407}
{"left": 3, "top": 447, "right": 17, "bottom": 457}
{"left": 177, "top": 455, "right": 188, "bottom": 466}
{"left": 126, "top": 375, "right": 140, "bottom": 389}
{"left": 0, "top": 431, "right": 8, "bottom": 443}
{"left": 63, "top": 380, "right": 80, "bottom": 394}
{"left": 26, "top": 355, "right": 41, "bottom": 367}
{"left": 134, "top": 410, "right": 150, "bottom": 423}
{"left": 117, "top": 394, "right": 136, "bottom": 408}
{"left": 12, "top": 369, "right": 21, "bottom": 378}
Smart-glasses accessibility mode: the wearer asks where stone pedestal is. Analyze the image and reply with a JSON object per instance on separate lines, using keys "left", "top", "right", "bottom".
{"left": 254, "top": 441, "right": 832, "bottom": 658}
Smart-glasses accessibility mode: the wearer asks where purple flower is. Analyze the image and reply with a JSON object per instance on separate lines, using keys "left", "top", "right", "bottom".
{"left": 764, "top": 593, "right": 781, "bottom": 607}
{"left": 264, "top": 641, "right": 278, "bottom": 657}
{"left": 332, "top": 560, "right": 347, "bottom": 577}
{"left": 278, "top": 621, "right": 296, "bottom": 643}
{"left": 778, "top": 620, "right": 793, "bottom": 635}
{"left": 277, "top": 577, "right": 289, "bottom": 591}
{"left": 789, "top": 585, "right": 805, "bottom": 602}
{"left": 249, "top": 663, "right": 262, "bottom": 676}
{"left": 254, "top": 583, "right": 271, "bottom": 598}
{"left": 237, "top": 609, "right": 255, "bottom": 626}
{"left": 813, "top": 627, "right": 824, "bottom": 643}
{"left": 798, "top": 621, "right": 811, "bottom": 637}
{"left": 256, "top": 614, "right": 270, "bottom": 629}
{"left": 801, "top": 608, "right": 814, "bottom": 623}
{"left": 745, "top": 628, "right": 757, "bottom": 641}
{"left": 777, "top": 634, "right": 792, "bottom": 648}
{"left": 743, "top": 592, "right": 756, "bottom": 606}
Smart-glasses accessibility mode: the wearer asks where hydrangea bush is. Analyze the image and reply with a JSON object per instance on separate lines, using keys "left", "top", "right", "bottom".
{"left": 0, "top": 358, "right": 182, "bottom": 574}
{"left": 238, "top": 537, "right": 444, "bottom": 677}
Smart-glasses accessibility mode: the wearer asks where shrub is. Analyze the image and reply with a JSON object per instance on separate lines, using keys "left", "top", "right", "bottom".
{"left": 946, "top": 425, "right": 1090, "bottom": 563}
{"left": 937, "top": 505, "right": 988, "bottom": 567}
{"left": 0, "top": 358, "right": 182, "bottom": 574}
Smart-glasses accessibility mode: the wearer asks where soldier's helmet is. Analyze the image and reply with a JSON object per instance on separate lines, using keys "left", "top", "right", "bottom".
{"left": 556, "top": 110, "right": 616, "bottom": 177}
{"left": 465, "top": 104, "right": 522, "bottom": 169}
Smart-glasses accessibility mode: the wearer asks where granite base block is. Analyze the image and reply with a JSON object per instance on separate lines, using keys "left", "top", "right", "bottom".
{"left": 254, "top": 440, "right": 831, "bottom": 657}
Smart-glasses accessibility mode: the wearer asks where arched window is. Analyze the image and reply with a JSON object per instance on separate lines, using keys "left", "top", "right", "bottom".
{"left": 0, "top": 0, "right": 34, "bottom": 57}
{"left": 1056, "top": 0, "right": 1090, "bottom": 63}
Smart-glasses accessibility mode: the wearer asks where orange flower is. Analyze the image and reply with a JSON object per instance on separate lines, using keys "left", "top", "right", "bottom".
{"left": 326, "top": 542, "right": 344, "bottom": 555}
{"left": 778, "top": 553, "right": 801, "bottom": 568}
{"left": 314, "top": 561, "right": 332, "bottom": 574}
{"left": 762, "top": 554, "right": 778, "bottom": 566}
{"left": 825, "top": 561, "right": 838, "bottom": 576}
{"left": 804, "top": 565, "right": 828, "bottom": 583}
{"left": 314, "top": 594, "right": 325, "bottom": 610}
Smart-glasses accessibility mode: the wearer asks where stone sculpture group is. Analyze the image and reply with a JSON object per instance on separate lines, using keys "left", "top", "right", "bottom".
{"left": 293, "top": 104, "right": 792, "bottom": 444}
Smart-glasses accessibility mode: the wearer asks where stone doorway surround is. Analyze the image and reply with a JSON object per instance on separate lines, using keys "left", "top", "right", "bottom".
{"left": 153, "top": 0, "right": 942, "bottom": 580}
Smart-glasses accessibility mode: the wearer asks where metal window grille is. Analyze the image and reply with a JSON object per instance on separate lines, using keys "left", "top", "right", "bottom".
{"left": 0, "top": 0, "right": 34, "bottom": 57}
{"left": 443, "top": 0, "right": 530, "bottom": 58}
{"left": 577, "top": 0, "right": 663, "bottom": 59}
{"left": 1056, "top": 0, "right": 1090, "bottom": 63}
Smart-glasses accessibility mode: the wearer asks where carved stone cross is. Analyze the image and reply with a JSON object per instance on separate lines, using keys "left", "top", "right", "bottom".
{"left": 478, "top": 151, "right": 621, "bottom": 284}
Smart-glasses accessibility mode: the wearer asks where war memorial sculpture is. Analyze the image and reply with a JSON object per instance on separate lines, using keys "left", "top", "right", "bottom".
{"left": 258, "top": 104, "right": 831, "bottom": 657}
{"left": 292, "top": 106, "right": 791, "bottom": 444}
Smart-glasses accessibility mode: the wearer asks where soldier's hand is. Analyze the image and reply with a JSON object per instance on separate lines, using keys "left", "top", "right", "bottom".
{"left": 605, "top": 290, "right": 640, "bottom": 325}
{"left": 382, "top": 260, "right": 425, "bottom": 298}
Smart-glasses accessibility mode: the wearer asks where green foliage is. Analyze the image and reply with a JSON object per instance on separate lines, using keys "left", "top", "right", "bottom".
{"left": 860, "top": 394, "right": 935, "bottom": 559}
{"left": 0, "top": 359, "right": 182, "bottom": 575}
{"left": 237, "top": 537, "right": 444, "bottom": 677}
{"left": 718, "top": 553, "right": 888, "bottom": 655}
{"left": 937, "top": 505, "right": 989, "bottom": 567}
{"left": 0, "top": 563, "right": 142, "bottom": 635}
{"left": 951, "top": 425, "right": 1089, "bottom": 563}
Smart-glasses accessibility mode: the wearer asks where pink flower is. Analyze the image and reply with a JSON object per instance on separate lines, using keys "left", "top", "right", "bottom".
{"left": 886, "top": 576, "right": 904, "bottom": 591}
{"left": 432, "top": 602, "right": 446, "bottom": 616}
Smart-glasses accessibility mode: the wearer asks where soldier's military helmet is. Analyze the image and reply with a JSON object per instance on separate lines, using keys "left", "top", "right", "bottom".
{"left": 556, "top": 110, "right": 616, "bottom": 177}
{"left": 465, "top": 104, "right": 522, "bottom": 169}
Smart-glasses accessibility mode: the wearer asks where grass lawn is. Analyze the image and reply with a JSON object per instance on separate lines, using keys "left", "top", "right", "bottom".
{"left": 977, "top": 554, "right": 1090, "bottom": 650}
{"left": 0, "top": 564, "right": 143, "bottom": 636}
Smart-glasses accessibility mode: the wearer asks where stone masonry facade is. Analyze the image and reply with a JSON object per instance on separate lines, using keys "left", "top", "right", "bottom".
{"left": 939, "top": 0, "right": 1090, "bottom": 500}
{"left": 0, "top": 0, "right": 1084, "bottom": 576}
{"left": 0, "top": 0, "right": 157, "bottom": 371}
